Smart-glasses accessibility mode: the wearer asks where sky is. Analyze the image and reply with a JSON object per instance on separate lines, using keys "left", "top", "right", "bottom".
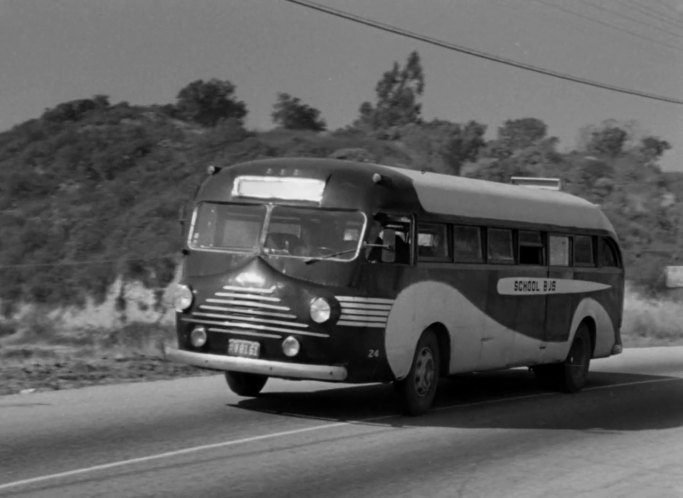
{"left": 1, "top": 0, "right": 682, "bottom": 170}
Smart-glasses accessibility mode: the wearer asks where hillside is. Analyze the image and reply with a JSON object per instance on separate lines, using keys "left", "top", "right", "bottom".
{"left": 0, "top": 94, "right": 680, "bottom": 320}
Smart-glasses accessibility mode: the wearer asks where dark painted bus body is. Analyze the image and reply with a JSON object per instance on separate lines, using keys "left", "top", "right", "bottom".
{"left": 168, "top": 157, "right": 624, "bottom": 414}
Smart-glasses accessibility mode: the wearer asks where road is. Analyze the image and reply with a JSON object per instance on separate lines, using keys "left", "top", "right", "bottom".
{"left": 1, "top": 347, "right": 682, "bottom": 497}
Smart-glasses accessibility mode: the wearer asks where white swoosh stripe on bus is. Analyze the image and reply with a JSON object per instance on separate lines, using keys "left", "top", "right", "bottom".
{"left": 497, "top": 278, "right": 612, "bottom": 296}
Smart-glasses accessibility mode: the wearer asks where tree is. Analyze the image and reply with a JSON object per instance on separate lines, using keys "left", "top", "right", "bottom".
{"left": 175, "top": 79, "right": 247, "bottom": 127}
{"left": 356, "top": 51, "right": 425, "bottom": 130}
{"left": 42, "top": 95, "right": 111, "bottom": 123}
{"left": 271, "top": 93, "right": 326, "bottom": 131}
{"left": 638, "top": 136, "right": 671, "bottom": 160}
{"left": 498, "top": 118, "right": 547, "bottom": 150}
{"left": 582, "top": 124, "right": 628, "bottom": 158}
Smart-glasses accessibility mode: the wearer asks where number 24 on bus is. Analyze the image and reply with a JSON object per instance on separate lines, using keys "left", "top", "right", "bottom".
{"left": 168, "top": 158, "right": 624, "bottom": 415}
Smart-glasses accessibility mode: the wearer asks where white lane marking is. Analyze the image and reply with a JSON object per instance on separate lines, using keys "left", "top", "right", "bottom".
{"left": 0, "top": 415, "right": 390, "bottom": 492}
{"left": 2, "top": 377, "right": 678, "bottom": 491}
{"left": 585, "top": 377, "right": 681, "bottom": 391}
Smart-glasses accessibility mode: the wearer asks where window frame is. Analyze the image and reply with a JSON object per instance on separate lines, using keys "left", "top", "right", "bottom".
{"left": 573, "top": 235, "right": 596, "bottom": 267}
{"left": 452, "top": 225, "right": 484, "bottom": 263}
{"left": 486, "top": 227, "right": 515, "bottom": 265}
{"left": 417, "top": 222, "right": 451, "bottom": 262}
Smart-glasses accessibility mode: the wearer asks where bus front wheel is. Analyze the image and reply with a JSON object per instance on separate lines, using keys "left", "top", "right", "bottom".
{"left": 225, "top": 371, "right": 268, "bottom": 397}
{"left": 395, "top": 330, "right": 440, "bottom": 416}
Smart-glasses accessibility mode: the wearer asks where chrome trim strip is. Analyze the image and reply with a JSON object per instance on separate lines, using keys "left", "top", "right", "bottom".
{"left": 339, "top": 309, "right": 390, "bottom": 317}
{"left": 215, "top": 292, "right": 281, "bottom": 302}
{"left": 222, "top": 285, "right": 276, "bottom": 294}
{"left": 199, "top": 305, "right": 297, "bottom": 319}
{"left": 206, "top": 299, "right": 290, "bottom": 311}
{"left": 339, "top": 303, "right": 393, "bottom": 311}
{"left": 339, "top": 315, "right": 387, "bottom": 322}
{"left": 207, "top": 328, "right": 281, "bottom": 339}
{"left": 166, "top": 348, "right": 347, "bottom": 381}
{"left": 337, "top": 296, "right": 395, "bottom": 304}
{"left": 338, "top": 320, "right": 386, "bottom": 328}
{"left": 182, "top": 317, "right": 326, "bottom": 336}
{"left": 193, "top": 312, "right": 309, "bottom": 328}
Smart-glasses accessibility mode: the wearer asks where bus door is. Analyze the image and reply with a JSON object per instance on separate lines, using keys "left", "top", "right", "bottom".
{"left": 544, "top": 234, "right": 574, "bottom": 343}
{"left": 363, "top": 214, "right": 413, "bottom": 295}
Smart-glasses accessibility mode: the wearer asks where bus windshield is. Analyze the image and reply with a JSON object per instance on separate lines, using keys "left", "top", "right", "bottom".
{"left": 189, "top": 203, "right": 366, "bottom": 261}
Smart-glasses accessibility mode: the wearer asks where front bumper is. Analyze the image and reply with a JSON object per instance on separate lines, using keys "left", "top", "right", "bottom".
{"left": 166, "top": 348, "right": 348, "bottom": 381}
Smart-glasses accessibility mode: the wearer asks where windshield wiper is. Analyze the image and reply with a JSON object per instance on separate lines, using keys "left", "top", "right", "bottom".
{"left": 304, "top": 242, "right": 394, "bottom": 265}
{"left": 304, "top": 247, "right": 360, "bottom": 265}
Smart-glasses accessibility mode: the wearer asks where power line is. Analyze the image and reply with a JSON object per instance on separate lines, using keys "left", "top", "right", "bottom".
{"left": 531, "top": 0, "right": 683, "bottom": 53}
{"left": 578, "top": 0, "right": 683, "bottom": 43}
{"left": 283, "top": 0, "right": 683, "bottom": 105}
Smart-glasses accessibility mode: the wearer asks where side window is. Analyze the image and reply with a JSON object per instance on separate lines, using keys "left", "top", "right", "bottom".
{"left": 453, "top": 225, "right": 483, "bottom": 262}
{"left": 599, "top": 237, "right": 620, "bottom": 268}
{"left": 417, "top": 223, "right": 450, "bottom": 261}
{"left": 574, "top": 235, "right": 595, "bottom": 267}
{"left": 487, "top": 228, "right": 514, "bottom": 264}
{"left": 518, "top": 231, "right": 544, "bottom": 265}
{"left": 367, "top": 214, "right": 412, "bottom": 264}
{"left": 549, "top": 235, "right": 570, "bottom": 266}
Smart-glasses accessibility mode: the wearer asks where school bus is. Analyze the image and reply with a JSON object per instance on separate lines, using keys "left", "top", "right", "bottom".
{"left": 168, "top": 157, "right": 624, "bottom": 415}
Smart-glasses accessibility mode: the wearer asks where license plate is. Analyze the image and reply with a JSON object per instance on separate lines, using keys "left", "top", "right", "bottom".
{"left": 228, "top": 339, "right": 260, "bottom": 358}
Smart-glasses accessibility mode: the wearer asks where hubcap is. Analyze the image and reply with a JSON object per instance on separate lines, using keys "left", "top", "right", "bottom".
{"left": 413, "top": 346, "right": 435, "bottom": 397}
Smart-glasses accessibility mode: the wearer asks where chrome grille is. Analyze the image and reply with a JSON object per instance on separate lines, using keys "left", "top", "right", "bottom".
{"left": 182, "top": 285, "right": 328, "bottom": 339}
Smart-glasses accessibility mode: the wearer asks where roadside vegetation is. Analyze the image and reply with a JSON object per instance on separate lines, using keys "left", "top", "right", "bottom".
{"left": 0, "top": 52, "right": 681, "bottom": 394}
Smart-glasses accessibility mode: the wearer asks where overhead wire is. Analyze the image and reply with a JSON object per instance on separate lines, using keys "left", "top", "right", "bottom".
{"left": 578, "top": 0, "right": 683, "bottom": 43}
{"left": 283, "top": 0, "right": 683, "bottom": 105}
{"left": 529, "top": 0, "right": 683, "bottom": 53}
{"left": 621, "top": 0, "right": 683, "bottom": 30}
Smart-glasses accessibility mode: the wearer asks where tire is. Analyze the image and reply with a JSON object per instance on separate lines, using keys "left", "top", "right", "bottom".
{"left": 225, "top": 371, "right": 268, "bottom": 397}
{"left": 533, "top": 324, "right": 592, "bottom": 393}
{"left": 395, "top": 330, "right": 440, "bottom": 416}
{"left": 560, "top": 324, "right": 592, "bottom": 393}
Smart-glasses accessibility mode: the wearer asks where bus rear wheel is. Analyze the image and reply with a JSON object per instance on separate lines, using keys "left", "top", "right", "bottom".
{"left": 225, "top": 371, "right": 268, "bottom": 397}
{"left": 560, "top": 325, "right": 592, "bottom": 393}
{"left": 533, "top": 324, "right": 592, "bottom": 393}
{"left": 395, "top": 330, "right": 440, "bottom": 416}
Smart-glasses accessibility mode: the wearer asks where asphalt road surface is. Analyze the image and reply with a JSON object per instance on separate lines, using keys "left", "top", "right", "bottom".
{"left": 1, "top": 347, "right": 682, "bottom": 497}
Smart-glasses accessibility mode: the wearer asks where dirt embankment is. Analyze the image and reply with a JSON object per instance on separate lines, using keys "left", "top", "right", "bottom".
{"left": 0, "top": 355, "right": 211, "bottom": 396}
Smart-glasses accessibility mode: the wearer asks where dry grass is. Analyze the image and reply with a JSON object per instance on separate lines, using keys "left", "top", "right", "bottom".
{"left": 621, "top": 289, "right": 683, "bottom": 347}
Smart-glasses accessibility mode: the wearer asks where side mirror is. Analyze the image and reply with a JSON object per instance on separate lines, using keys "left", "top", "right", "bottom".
{"left": 382, "top": 229, "right": 396, "bottom": 263}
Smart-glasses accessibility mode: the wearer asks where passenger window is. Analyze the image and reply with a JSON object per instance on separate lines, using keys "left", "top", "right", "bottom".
{"left": 518, "top": 231, "right": 544, "bottom": 265}
{"left": 417, "top": 224, "right": 450, "bottom": 261}
{"left": 453, "top": 226, "right": 482, "bottom": 262}
{"left": 574, "top": 235, "right": 595, "bottom": 266}
{"left": 599, "top": 237, "right": 620, "bottom": 267}
{"left": 487, "top": 228, "right": 514, "bottom": 264}
{"left": 549, "top": 235, "right": 570, "bottom": 266}
{"left": 367, "top": 214, "right": 412, "bottom": 264}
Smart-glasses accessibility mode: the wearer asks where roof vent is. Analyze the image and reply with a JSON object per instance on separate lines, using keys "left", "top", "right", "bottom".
{"left": 510, "top": 176, "right": 562, "bottom": 191}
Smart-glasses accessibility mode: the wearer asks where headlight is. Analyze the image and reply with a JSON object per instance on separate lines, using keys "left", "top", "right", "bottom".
{"left": 173, "top": 284, "right": 194, "bottom": 312}
{"left": 310, "top": 297, "right": 332, "bottom": 323}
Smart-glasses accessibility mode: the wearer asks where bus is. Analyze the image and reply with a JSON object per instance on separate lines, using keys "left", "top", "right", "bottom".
{"left": 168, "top": 157, "right": 624, "bottom": 415}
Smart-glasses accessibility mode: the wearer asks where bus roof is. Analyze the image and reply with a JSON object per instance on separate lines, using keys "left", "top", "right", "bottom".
{"left": 394, "top": 167, "right": 615, "bottom": 235}
{"left": 205, "top": 158, "right": 616, "bottom": 237}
